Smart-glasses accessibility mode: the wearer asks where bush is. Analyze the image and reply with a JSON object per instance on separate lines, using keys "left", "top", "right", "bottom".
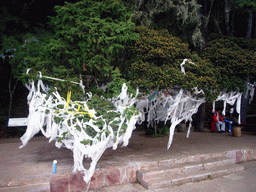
{"left": 201, "top": 38, "right": 256, "bottom": 92}
{"left": 229, "top": 37, "right": 256, "bottom": 51}
{"left": 130, "top": 26, "right": 219, "bottom": 101}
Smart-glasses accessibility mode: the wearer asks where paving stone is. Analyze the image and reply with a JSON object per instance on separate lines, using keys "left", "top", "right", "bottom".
{"left": 125, "top": 166, "right": 136, "bottom": 183}
{"left": 90, "top": 168, "right": 105, "bottom": 189}
{"left": 158, "top": 158, "right": 178, "bottom": 167}
{"left": 244, "top": 149, "right": 254, "bottom": 161}
{"left": 50, "top": 175, "right": 69, "bottom": 192}
{"left": 236, "top": 150, "right": 245, "bottom": 163}
{"left": 136, "top": 161, "right": 158, "bottom": 170}
{"left": 104, "top": 167, "right": 121, "bottom": 186}
{"left": 69, "top": 172, "right": 88, "bottom": 192}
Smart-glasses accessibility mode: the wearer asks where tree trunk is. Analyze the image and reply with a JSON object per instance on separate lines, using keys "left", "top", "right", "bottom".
{"left": 224, "top": 0, "right": 232, "bottom": 36}
{"left": 203, "top": 0, "right": 208, "bottom": 33}
{"left": 254, "top": 14, "right": 256, "bottom": 38}
{"left": 154, "top": 120, "right": 157, "bottom": 135}
{"left": 213, "top": 3, "right": 223, "bottom": 36}
{"left": 196, "top": 103, "right": 205, "bottom": 132}
{"left": 230, "top": 10, "right": 235, "bottom": 37}
{"left": 213, "top": 17, "right": 222, "bottom": 35}
{"left": 246, "top": 9, "right": 253, "bottom": 39}
{"left": 241, "top": 96, "right": 249, "bottom": 124}
{"left": 8, "top": 76, "right": 18, "bottom": 119}
{"left": 6, "top": 76, "right": 18, "bottom": 137}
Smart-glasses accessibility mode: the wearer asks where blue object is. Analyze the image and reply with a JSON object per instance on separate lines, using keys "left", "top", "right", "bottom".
{"left": 53, "top": 160, "right": 57, "bottom": 174}
{"left": 224, "top": 119, "right": 232, "bottom": 132}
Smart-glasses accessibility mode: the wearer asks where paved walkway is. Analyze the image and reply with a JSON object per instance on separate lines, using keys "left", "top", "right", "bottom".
{"left": 1, "top": 129, "right": 256, "bottom": 191}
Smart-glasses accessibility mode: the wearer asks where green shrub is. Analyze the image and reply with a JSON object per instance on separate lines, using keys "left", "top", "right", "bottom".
{"left": 229, "top": 37, "right": 256, "bottom": 51}
{"left": 201, "top": 38, "right": 256, "bottom": 92}
{"left": 130, "top": 26, "right": 219, "bottom": 102}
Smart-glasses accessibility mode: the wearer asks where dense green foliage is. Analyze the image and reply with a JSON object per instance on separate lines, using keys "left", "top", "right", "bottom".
{"left": 1, "top": 0, "right": 139, "bottom": 100}
{"left": 130, "top": 26, "right": 219, "bottom": 101}
{"left": 46, "top": 0, "right": 139, "bottom": 85}
{"left": 228, "top": 37, "right": 256, "bottom": 51}
{"left": 201, "top": 38, "right": 256, "bottom": 92}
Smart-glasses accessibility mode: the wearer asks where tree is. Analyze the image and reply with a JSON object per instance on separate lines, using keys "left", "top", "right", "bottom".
{"left": 1, "top": 0, "right": 139, "bottom": 100}
{"left": 0, "top": 28, "right": 55, "bottom": 127}
{"left": 236, "top": 0, "right": 256, "bottom": 39}
{"left": 123, "top": 0, "right": 204, "bottom": 50}
{"left": 197, "top": 0, "right": 256, "bottom": 40}
{"left": 40, "top": 0, "right": 139, "bottom": 91}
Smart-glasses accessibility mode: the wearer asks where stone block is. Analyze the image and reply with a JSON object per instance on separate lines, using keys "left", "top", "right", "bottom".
{"left": 244, "top": 149, "right": 253, "bottom": 161}
{"left": 69, "top": 172, "right": 88, "bottom": 192}
{"left": 253, "top": 148, "right": 256, "bottom": 159}
{"left": 50, "top": 175, "right": 69, "bottom": 192}
{"left": 90, "top": 168, "right": 105, "bottom": 189}
{"left": 225, "top": 150, "right": 236, "bottom": 160}
{"left": 210, "top": 169, "right": 228, "bottom": 178}
{"left": 228, "top": 165, "right": 244, "bottom": 173}
{"left": 158, "top": 158, "right": 178, "bottom": 167}
{"left": 190, "top": 173, "right": 208, "bottom": 182}
{"left": 235, "top": 150, "right": 245, "bottom": 163}
{"left": 105, "top": 167, "right": 121, "bottom": 186}
{"left": 7, "top": 179, "right": 23, "bottom": 187}
{"left": 149, "top": 179, "right": 172, "bottom": 189}
{"left": 177, "top": 156, "right": 196, "bottom": 164}
{"left": 127, "top": 166, "right": 137, "bottom": 182}
{"left": 172, "top": 176, "right": 190, "bottom": 186}
{"left": 184, "top": 164, "right": 203, "bottom": 173}
{"left": 0, "top": 180, "right": 10, "bottom": 188}
{"left": 193, "top": 154, "right": 211, "bottom": 162}
{"left": 204, "top": 159, "right": 234, "bottom": 170}
{"left": 211, "top": 152, "right": 225, "bottom": 159}
{"left": 137, "top": 161, "right": 158, "bottom": 170}
{"left": 119, "top": 166, "right": 128, "bottom": 184}
{"left": 165, "top": 167, "right": 184, "bottom": 175}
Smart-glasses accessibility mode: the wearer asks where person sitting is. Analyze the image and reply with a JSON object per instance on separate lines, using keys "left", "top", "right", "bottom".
{"left": 224, "top": 107, "right": 234, "bottom": 132}
{"left": 211, "top": 108, "right": 226, "bottom": 133}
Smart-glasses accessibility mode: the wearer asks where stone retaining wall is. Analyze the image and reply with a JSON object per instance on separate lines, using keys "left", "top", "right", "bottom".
{"left": 50, "top": 148, "right": 256, "bottom": 192}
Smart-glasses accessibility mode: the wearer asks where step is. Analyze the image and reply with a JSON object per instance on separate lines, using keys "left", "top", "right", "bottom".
{"left": 0, "top": 183, "right": 50, "bottom": 192}
{"left": 0, "top": 175, "right": 51, "bottom": 189}
{"left": 137, "top": 157, "right": 235, "bottom": 181}
{"left": 140, "top": 164, "right": 244, "bottom": 190}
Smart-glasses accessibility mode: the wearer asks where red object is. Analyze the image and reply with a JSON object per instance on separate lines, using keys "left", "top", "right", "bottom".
{"left": 211, "top": 111, "right": 224, "bottom": 131}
